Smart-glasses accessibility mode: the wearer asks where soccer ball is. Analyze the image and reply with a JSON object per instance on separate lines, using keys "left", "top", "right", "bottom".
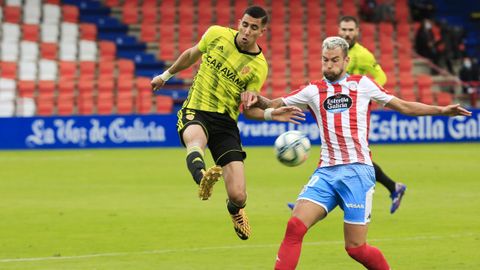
{"left": 274, "top": 131, "right": 311, "bottom": 167}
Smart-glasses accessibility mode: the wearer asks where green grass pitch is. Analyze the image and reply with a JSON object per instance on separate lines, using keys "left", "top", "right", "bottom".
{"left": 0, "top": 143, "right": 479, "bottom": 269}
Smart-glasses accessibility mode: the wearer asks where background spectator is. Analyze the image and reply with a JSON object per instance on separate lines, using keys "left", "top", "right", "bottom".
{"left": 459, "top": 57, "right": 480, "bottom": 107}
{"left": 409, "top": 0, "right": 436, "bottom": 21}
{"left": 415, "top": 19, "right": 438, "bottom": 70}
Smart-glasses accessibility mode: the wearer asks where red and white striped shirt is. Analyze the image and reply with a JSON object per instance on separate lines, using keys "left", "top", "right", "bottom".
{"left": 282, "top": 75, "right": 393, "bottom": 167}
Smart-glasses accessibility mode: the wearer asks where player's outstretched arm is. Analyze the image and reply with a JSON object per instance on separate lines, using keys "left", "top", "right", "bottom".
{"left": 243, "top": 105, "right": 305, "bottom": 124}
{"left": 151, "top": 45, "right": 202, "bottom": 91}
{"left": 385, "top": 97, "right": 472, "bottom": 117}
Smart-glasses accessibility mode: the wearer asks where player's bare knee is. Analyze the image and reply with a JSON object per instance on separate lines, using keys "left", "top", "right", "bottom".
{"left": 228, "top": 192, "right": 247, "bottom": 206}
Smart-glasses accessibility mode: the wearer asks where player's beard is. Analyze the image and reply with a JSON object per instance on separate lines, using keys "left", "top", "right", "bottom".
{"left": 323, "top": 68, "right": 343, "bottom": 82}
{"left": 345, "top": 36, "right": 356, "bottom": 47}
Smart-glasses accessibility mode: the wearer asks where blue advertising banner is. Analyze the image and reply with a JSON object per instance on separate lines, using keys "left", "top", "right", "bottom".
{"left": 0, "top": 115, "right": 181, "bottom": 149}
{"left": 0, "top": 110, "right": 479, "bottom": 150}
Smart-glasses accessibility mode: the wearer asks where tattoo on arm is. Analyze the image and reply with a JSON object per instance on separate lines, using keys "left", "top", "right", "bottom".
{"left": 251, "top": 95, "right": 271, "bottom": 109}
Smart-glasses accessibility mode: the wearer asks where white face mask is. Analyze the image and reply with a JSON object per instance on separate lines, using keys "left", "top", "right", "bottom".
{"left": 464, "top": 60, "right": 472, "bottom": 68}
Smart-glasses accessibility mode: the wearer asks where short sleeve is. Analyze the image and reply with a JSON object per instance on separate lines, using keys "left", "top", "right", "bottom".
{"left": 198, "top": 26, "right": 218, "bottom": 53}
{"left": 360, "top": 76, "right": 393, "bottom": 106}
{"left": 282, "top": 84, "right": 317, "bottom": 110}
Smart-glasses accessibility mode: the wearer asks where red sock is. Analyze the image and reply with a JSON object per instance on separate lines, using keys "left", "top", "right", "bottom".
{"left": 346, "top": 243, "right": 390, "bottom": 270}
{"left": 274, "top": 217, "right": 308, "bottom": 270}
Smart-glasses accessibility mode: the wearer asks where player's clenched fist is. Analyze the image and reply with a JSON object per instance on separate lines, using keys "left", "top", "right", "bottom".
{"left": 151, "top": 70, "right": 174, "bottom": 92}
{"left": 151, "top": 75, "right": 166, "bottom": 92}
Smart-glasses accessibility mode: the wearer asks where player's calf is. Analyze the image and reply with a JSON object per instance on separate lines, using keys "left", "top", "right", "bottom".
{"left": 346, "top": 243, "right": 390, "bottom": 270}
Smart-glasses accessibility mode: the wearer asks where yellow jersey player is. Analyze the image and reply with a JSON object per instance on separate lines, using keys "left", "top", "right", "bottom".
{"left": 151, "top": 6, "right": 304, "bottom": 240}
{"left": 338, "top": 15, "right": 407, "bottom": 214}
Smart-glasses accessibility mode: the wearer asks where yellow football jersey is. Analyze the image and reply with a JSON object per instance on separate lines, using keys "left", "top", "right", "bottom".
{"left": 182, "top": 25, "right": 268, "bottom": 120}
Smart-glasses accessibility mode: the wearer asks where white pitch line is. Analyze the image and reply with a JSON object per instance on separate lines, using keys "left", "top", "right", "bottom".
{"left": 0, "top": 232, "right": 475, "bottom": 263}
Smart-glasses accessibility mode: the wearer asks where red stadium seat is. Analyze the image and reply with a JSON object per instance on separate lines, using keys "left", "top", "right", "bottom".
{"left": 117, "top": 59, "right": 135, "bottom": 78}
{"left": 79, "top": 61, "right": 97, "bottom": 79}
{"left": 116, "top": 91, "right": 134, "bottom": 114}
{"left": 117, "top": 78, "right": 134, "bottom": 93}
{"left": 37, "top": 81, "right": 56, "bottom": 99}
{"left": 384, "top": 76, "right": 397, "bottom": 92}
{"left": 4, "top": 6, "right": 21, "bottom": 23}
{"left": 98, "top": 41, "right": 116, "bottom": 61}
{"left": 435, "top": 92, "right": 453, "bottom": 106}
{"left": 77, "top": 80, "right": 95, "bottom": 97}
{"left": 362, "top": 39, "right": 376, "bottom": 54}
{"left": 341, "top": 0, "right": 357, "bottom": 16}
{"left": 308, "top": 61, "right": 323, "bottom": 80}
{"left": 271, "top": 88, "right": 288, "bottom": 99}
{"left": 0, "top": 62, "right": 17, "bottom": 79}
{"left": 234, "top": 0, "right": 249, "bottom": 20}
{"left": 140, "top": 24, "right": 157, "bottom": 42}
{"left": 98, "top": 61, "right": 116, "bottom": 79}
{"left": 18, "top": 80, "right": 36, "bottom": 98}
{"left": 379, "top": 23, "right": 394, "bottom": 35}
{"left": 122, "top": 5, "right": 139, "bottom": 24}
{"left": 96, "top": 94, "right": 114, "bottom": 115}
{"left": 57, "top": 79, "right": 76, "bottom": 98}
{"left": 398, "top": 58, "right": 412, "bottom": 73}
{"left": 397, "top": 23, "right": 411, "bottom": 39}
{"left": 216, "top": 6, "right": 231, "bottom": 26}
{"left": 158, "top": 43, "right": 176, "bottom": 61}
{"left": 57, "top": 95, "right": 75, "bottom": 115}
{"left": 416, "top": 74, "right": 433, "bottom": 91}
{"left": 142, "top": 4, "right": 158, "bottom": 24}
{"left": 395, "top": 2, "right": 410, "bottom": 22}
{"left": 379, "top": 36, "right": 394, "bottom": 56}
{"left": 361, "top": 23, "right": 376, "bottom": 38}
{"left": 97, "top": 81, "right": 114, "bottom": 94}
{"left": 271, "top": 78, "right": 289, "bottom": 92}
{"left": 155, "top": 95, "right": 173, "bottom": 114}
{"left": 159, "top": 3, "right": 176, "bottom": 24}
{"left": 379, "top": 55, "right": 395, "bottom": 73}
{"left": 40, "top": 43, "right": 58, "bottom": 60}
{"left": 419, "top": 91, "right": 434, "bottom": 104}
{"left": 80, "top": 23, "right": 97, "bottom": 40}
{"left": 137, "top": 92, "right": 152, "bottom": 114}
{"left": 77, "top": 94, "right": 94, "bottom": 115}
{"left": 22, "top": 24, "right": 40, "bottom": 42}
{"left": 104, "top": 0, "right": 120, "bottom": 7}
{"left": 62, "top": 5, "right": 79, "bottom": 23}
{"left": 58, "top": 61, "right": 77, "bottom": 80}
{"left": 36, "top": 96, "right": 55, "bottom": 116}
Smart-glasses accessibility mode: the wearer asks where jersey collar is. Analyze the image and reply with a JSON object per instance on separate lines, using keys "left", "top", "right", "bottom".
{"left": 234, "top": 33, "right": 262, "bottom": 56}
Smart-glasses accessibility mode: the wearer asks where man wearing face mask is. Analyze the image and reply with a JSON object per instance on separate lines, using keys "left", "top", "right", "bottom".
{"left": 459, "top": 57, "right": 480, "bottom": 106}
{"left": 151, "top": 6, "right": 305, "bottom": 240}
{"left": 415, "top": 19, "right": 438, "bottom": 66}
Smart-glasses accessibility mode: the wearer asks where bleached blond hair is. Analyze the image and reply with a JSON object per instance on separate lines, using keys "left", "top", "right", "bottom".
{"left": 322, "top": 36, "right": 349, "bottom": 57}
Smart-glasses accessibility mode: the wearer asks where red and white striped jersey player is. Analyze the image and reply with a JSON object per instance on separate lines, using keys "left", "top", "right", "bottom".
{"left": 243, "top": 36, "right": 471, "bottom": 270}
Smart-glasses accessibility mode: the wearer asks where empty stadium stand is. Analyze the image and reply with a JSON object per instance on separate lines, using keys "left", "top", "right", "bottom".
{"left": 0, "top": 0, "right": 460, "bottom": 117}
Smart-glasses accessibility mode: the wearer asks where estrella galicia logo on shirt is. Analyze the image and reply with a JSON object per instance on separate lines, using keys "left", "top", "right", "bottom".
{"left": 323, "top": 93, "right": 353, "bottom": 113}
